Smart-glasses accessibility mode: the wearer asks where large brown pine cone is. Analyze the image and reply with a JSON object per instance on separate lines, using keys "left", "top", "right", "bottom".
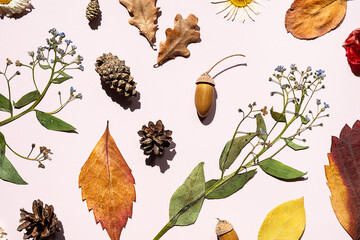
{"left": 138, "top": 120, "right": 173, "bottom": 156}
{"left": 95, "top": 53, "right": 137, "bottom": 97}
{"left": 17, "top": 200, "right": 61, "bottom": 240}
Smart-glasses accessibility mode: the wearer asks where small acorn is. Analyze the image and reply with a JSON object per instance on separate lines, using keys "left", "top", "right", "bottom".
{"left": 216, "top": 218, "right": 239, "bottom": 240}
{"left": 194, "top": 54, "right": 245, "bottom": 118}
{"left": 195, "top": 73, "right": 215, "bottom": 117}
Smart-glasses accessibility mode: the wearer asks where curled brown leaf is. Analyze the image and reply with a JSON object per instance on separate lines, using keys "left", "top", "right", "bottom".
{"left": 119, "top": 0, "right": 159, "bottom": 48}
{"left": 156, "top": 14, "right": 200, "bottom": 67}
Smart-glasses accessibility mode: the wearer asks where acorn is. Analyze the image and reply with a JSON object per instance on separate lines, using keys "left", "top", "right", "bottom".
{"left": 216, "top": 218, "right": 239, "bottom": 240}
{"left": 194, "top": 54, "right": 245, "bottom": 118}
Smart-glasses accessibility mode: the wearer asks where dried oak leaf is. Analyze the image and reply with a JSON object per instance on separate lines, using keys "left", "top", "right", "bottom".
{"left": 285, "top": 0, "right": 347, "bottom": 40}
{"left": 119, "top": 0, "right": 159, "bottom": 47}
{"left": 325, "top": 120, "right": 360, "bottom": 240}
{"left": 79, "top": 122, "right": 135, "bottom": 240}
{"left": 156, "top": 14, "right": 200, "bottom": 67}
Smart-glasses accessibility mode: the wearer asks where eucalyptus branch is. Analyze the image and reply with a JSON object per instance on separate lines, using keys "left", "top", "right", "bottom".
{"left": 153, "top": 64, "right": 330, "bottom": 239}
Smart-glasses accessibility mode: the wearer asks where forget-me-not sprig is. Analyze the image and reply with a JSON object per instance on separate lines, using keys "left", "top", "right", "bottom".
{"left": 0, "top": 28, "right": 84, "bottom": 175}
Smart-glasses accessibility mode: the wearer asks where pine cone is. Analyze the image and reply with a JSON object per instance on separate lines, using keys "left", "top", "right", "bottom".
{"left": 95, "top": 53, "right": 137, "bottom": 97}
{"left": 17, "top": 200, "right": 61, "bottom": 240}
{"left": 86, "top": 0, "right": 100, "bottom": 22}
{"left": 138, "top": 120, "right": 173, "bottom": 156}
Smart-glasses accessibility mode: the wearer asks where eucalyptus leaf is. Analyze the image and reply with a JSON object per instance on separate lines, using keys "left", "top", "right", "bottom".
{"left": 219, "top": 133, "right": 257, "bottom": 171}
{"left": 256, "top": 113, "right": 267, "bottom": 140}
{"left": 169, "top": 162, "right": 205, "bottom": 226}
{"left": 13, "top": 90, "right": 40, "bottom": 109}
{"left": 259, "top": 158, "right": 307, "bottom": 180}
{"left": 0, "top": 93, "right": 11, "bottom": 112}
{"left": 270, "top": 107, "right": 286, "bottom": 123}
{"left": 300, "top": 115, "right": 310, "bottom": 124}
{"left": 205, "top": 170, "right": 256, "bottom": 199}
{"left": 284, "top": 138, "right": 309, "bottom": 151}
{"left": 52, "top": 71, "right": 72, "bottom": 84}
{"left": 35, "top": 110, "right": 76, "bottom": 132}
{"left": 0, "top": 132, "right": 27, "bottom": 184}
{"left": 39, "top": 63, "right": 51, "bottom": 69}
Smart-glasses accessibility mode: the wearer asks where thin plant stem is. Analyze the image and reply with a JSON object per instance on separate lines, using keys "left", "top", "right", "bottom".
{"left": 0, "top": 52, "right": 58, "bottom": 126}
{"left": 205, "top": 54, "right": 245, "bottom": 75}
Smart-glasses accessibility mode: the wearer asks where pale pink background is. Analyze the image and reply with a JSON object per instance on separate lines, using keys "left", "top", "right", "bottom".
{"left": 1, "top": 0, "right": 360, "bottom": 239}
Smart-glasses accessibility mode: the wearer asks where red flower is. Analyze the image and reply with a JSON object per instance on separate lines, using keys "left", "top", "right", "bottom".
{"left": 343, "top": 28, "right": 360, "bottom": 77}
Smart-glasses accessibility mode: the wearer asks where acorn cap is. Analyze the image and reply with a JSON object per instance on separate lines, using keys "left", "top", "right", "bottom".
{"left": 216, "top": 218, "right": 234, "bottom": 236}
{"left": 196, "top": 73, "right": 215, "bottom": 86}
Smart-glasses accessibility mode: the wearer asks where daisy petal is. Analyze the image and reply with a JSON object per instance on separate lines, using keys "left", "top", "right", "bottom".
{"left": 247, "top": 1, "right": 260, "bottom": 15}
{"left": 240, "top": 7, "right": 247, "bottom": 23}
{"left": 232, "top": 7, "right": 239, "bottom": 21}
{"left": 211, "top": 0, "right": 228, "bottom": 3}
{"left": 225, "top": 6, "right": 236, "bottom": 21}
{"left": 244, "top": 6, "right": 255, "bottom": 21}
{"left": 216, "top": 1, "right": 232, "bottom": 15}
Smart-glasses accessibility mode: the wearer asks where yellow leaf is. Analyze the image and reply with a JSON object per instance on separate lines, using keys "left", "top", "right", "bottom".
{"left": 258, "top": 197, "right": 305, "bottom": 240}
{"left": 79, "top": 122, "right": 136, "bottom": 240}
{"left": 285, "top": 0, "right": 347, "bottom": 39}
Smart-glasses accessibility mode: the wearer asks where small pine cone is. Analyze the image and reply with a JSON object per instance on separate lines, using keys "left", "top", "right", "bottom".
{"left": 95, "top": 53, "right": 137, "bottom": 97}
{"left": 86, "top": 0, "right": 100, "bottom": 22}
{"left": 17, "top": 200, "right": 61, "bottom": 240}
{"left": 138, "top": 120, "right": 173, "bottom": 156}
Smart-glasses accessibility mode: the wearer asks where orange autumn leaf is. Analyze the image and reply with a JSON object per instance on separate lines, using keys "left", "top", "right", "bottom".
{"left": 79, "top": 122, "right": 135, "bottom": 240}
{"left": 325, "top": 120, "right": 360, "bottom": 240}
{"left": 285, "top": 0, "right": 347, "bottom": 40}
{"left": 156, "top": 14, "right": 200, "bottom": 67}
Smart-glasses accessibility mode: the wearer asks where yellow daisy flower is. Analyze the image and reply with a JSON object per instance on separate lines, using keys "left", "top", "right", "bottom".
{"left": 212, "top": 0, "right": 265, "bottom": 23}
{"left": 0, "top": 0, "right": 30, "bottom": 17}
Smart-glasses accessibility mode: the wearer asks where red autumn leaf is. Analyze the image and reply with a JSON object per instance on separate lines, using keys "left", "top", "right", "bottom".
{"left": 79, "top": 122, "right": 136, "bottom": 240}
{"left": 325, "top": 120, "right": 360, "bottom": 240}
{"left": 343, "top": 28, "right": 360, "bottom": 77}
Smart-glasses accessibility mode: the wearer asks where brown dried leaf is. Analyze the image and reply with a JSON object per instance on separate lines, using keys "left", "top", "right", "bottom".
{"left": 119, "top": 0, "right": 159, "bottom": 47}
{"left": 156, "top": 14, "right": 200, "bottom": 67}
{"left": 79, "top": 122, "right": 135, "bottom": 240}
{"left": 285, "top": 0, "right": 347, "bottom": 40}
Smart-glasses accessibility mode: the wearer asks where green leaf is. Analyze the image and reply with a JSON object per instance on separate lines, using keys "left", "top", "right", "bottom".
{"left": 169, "top": 162, "right": 205, "bottom": 226}
{"left": 205, "top": 170, "right": 256, "bottom": 199}
{"left": 13, "top": 90, "right": 40, "bottom": 109}
{"left": 300, "top": 115, "right": 310, "bottom": 124}
{"left": 0, "top": 132, "right": 27, "bottom": 184}
{"left": 0, "top": 132, "right": 6, "bottom": 160}
{"left": 256, "top": 113, "right": 267, "bottom": 140}
{"left": 270, "top": 107, "right": 286, "bottom": 123}
{"left": 284, "top": 138, "right": 309, "bottom": 151}
{"left": 295, "top": 103, "right": 301, "bottom": 114}
{"left": 0, "top": 93, "right": 11, "bottom": 112}
{"left": 35, "top": 110, "right": 76, "bottom": 132}
{"left": 219, "top": 133, "right": 257, "bottom": 171}
{"left": 0, "top": 155, "right": 27, "bottom": 184}
{"left": 52, "top": 71, "right": 72, "bottom": 84}
{"left": 259, "top": 158, "right": 307, "bottom": 180}
{"left": 39, "top": 63, "right": 51, "bottom": 69}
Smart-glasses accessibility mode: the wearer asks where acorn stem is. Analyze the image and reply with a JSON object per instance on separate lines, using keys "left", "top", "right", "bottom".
{"left": 205, "top": 54, "right": 245, "bottom": 74}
